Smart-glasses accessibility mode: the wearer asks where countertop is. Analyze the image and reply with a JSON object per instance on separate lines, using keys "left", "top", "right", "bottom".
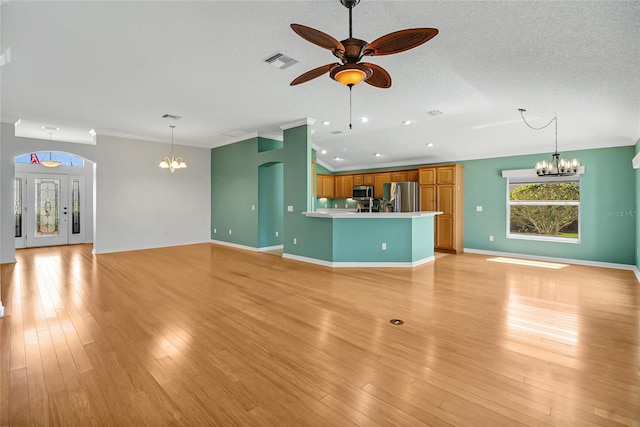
{"left": 303, "top": 209, "right": 442, "bottom": 219}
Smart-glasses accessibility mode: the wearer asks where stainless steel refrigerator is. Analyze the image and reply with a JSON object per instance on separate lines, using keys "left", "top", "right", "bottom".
{"left": 383, "top": 182, "right": 420, "bottom": 212}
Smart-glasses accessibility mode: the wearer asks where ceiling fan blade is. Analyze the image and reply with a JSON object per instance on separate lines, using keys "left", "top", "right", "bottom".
{"left": 364, "top": 28, "right": 438, "bottom": 56}
{"left": 362, "top": 63, "right": 391, "bottom": 88}
{"left": 291, "top": 24, "right": 345, "bottom": 52}
{"left": 290, "top": 63, "right": 340, "bottom": 86}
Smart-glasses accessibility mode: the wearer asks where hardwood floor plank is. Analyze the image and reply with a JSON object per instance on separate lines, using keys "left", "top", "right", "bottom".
{"left": 1, "top": 244, "right": 638, "bottom": 425}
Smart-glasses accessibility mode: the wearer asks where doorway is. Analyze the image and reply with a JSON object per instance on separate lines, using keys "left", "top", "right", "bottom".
{"left": 15, "top": 171, "right": 86, "bottom": 248}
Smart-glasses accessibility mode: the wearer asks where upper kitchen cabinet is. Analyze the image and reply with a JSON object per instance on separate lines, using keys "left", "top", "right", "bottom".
{"left": 407, "top": 170, "right": 419, "bottom": 182}
{"left": 374, "top": 172, "right": 392, "bottom": 199}
{"left": 418, "top": 164, "right": 464, "bottom": 254}
{"left": 334, "top": 175, "right": 354, "bottom": 199}
{"left": 352, "top": 175, "right": 364, "bottom": 186}
{"left": 316, "top": 174, "right": 335, "bottom": 198}
{"left": 363, "top": 174, "right": 375, "bottom": 186}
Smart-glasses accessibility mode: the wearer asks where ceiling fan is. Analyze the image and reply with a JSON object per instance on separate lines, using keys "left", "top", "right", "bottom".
{"left": 290, "top": 0, "right": 438, "bottom": 89}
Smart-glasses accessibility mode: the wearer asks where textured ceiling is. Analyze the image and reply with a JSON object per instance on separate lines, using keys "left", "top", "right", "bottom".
{"left": 1, "top": 0, "right": 639, "bottom": 171}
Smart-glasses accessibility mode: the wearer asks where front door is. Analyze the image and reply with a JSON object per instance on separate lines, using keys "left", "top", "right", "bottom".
{"left": 25, "top": 173, "right": 69, "bottom": 247}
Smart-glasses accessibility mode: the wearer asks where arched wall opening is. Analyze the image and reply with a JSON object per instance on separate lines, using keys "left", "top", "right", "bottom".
{"left": 13, "top": 150, "right": 96, "bottom": 250}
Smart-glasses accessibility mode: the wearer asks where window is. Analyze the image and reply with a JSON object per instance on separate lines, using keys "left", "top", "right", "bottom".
{"left": 507, "top": 178, "right": 580, "bottom": 243}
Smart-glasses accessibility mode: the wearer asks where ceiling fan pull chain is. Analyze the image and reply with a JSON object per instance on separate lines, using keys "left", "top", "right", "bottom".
{"left": 349, "top": 85, "right": 353, "bottom": 130}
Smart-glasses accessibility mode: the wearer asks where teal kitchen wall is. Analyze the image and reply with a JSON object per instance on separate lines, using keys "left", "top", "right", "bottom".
{"left": 462, "top": 146, "right": 636, "bottom": 265}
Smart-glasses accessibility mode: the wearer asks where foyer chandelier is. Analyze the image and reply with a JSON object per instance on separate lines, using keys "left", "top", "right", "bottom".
{"left": 159, "top": 125, "right": 186, "bottom": 173}
{"left": 519, "top": 109, "right": 580, "bottom": 177}
{"left": 41, "top": 133, "right": 61, "bottom": 168}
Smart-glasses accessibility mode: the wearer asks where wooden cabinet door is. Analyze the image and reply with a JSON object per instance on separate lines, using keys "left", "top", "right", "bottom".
{"left": 321, "top": 175, "right": 334, "bottom": 198}
{"left": 437, "top": 166, "right": 456, "bottom": 184}
{"left": 316, "top": 174, "right": 323, "bottom": 198}
{"left": 374, "top": 172, "right": 392, "bottom": 199}
{"left": 391, "top": 171, "right": 407, "bottom": 182}
{"left": 436, "top": 216, "right": 454, "bottom": 249}
{"left": 344, "top": 175, "right": 354, "bottom": 198}
{"left": 407, "top": 170, "right": 419, "bottom": 182}
{"left": 334, "top": 175, "right": 345, "bottom": 198}
{"left": 363, "top": 174, "right": 374, "bottom": 185}
{"left": 419, "top": 185, "right": 436, "bottom": 211}
{"left": 437, "top": 185, "right": 454, "bottom": 215}
{"left": 419, "top": 168, "right": 436, "bottom": 185}
{"left": 352, "top": 175, "right": 364, "bottom": 186}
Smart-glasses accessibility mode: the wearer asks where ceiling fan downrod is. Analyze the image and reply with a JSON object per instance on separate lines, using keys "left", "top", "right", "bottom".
{"left": 340, "top": 0, "right": 360, "bottom": 38}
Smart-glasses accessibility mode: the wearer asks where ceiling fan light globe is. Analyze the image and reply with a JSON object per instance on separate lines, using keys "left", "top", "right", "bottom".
{"left": 159, "top": 159, "right": 169, "bottom": 168}
{"left": 334, "top": 68, "right": 367, "bottom": 86}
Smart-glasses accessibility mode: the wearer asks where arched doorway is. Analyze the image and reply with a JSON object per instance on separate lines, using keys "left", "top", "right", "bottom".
{"left": 14, "top": 151, "right": 95, "bottom": 249}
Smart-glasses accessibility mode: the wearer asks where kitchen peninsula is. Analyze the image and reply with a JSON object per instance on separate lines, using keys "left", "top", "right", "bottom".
{"left": 287, "top": 210, "right": 442, "bottom": 267}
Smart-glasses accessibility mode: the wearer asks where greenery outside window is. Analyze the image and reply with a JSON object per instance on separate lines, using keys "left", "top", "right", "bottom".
{"left": 507, "top": 178, "right": 580, "bottom": 243}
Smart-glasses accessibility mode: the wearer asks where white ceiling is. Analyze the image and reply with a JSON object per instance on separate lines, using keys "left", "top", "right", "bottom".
{"left": 1, "top": 0, "right": 639, "bottom": 171}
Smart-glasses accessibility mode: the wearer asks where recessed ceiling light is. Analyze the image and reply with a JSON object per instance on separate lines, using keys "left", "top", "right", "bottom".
{"left": 360, "top": 117, "right": 369, "bottom": 123}
{"left": 334, "top": 157, "right": 343, "bottom": 161}
{"left": 323, "top": 121, "right": 330, "bottom": 126}
{"left": 403, "top": 120, "right": 411, "bottom": 125}
{"left": 426, "top": 143, "right": 434, "bottom": 147}
{"left": 374, "top": 153, "right": 382, "bottom": 157}
{"left": 426, "top": 110, "right": 443, "bottom": 117}
{"left": 321, "top": 149, "right": 327, "bottom": 154}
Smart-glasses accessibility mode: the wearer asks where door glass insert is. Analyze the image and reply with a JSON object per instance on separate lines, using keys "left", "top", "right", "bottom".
{"left": 15, "top": 177, "right": 23, "bottom": 237}
{"left": 72, "top": 179, "right": 81, "bottom": 234}
{"left": 35, "top": 178, "right": 61, "bottom": 237}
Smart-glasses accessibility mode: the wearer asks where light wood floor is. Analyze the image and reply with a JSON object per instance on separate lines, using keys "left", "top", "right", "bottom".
{"left": 1, "top": 244, "right": 639, "bottom": 426}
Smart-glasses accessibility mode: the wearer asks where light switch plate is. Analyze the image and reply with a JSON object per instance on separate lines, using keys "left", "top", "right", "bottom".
{"left": 476, "top": 206, "right": 483, "bottom": 212}
{"left": 287, "top": 205, "right": 293, "bottom": 212}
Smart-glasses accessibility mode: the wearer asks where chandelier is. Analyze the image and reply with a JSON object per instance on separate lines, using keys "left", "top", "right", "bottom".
{"left": 159, "top": 125, "right": 186, "bottom": 173}
{"left": 519, "top": 109, "right": 580, "bottom": 177}
{"left": 41, "top": 133, "right": 61, "bottom": 167}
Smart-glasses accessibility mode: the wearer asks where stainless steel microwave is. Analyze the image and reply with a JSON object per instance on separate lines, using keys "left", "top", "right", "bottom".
{"left": 352, "top": 185, "right": 374, "bottom": 200}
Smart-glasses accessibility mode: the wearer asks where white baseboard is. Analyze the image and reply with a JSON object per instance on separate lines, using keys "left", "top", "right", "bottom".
{"left": 92, "top": 240, "right": 210, "bottom": 255}
{"left": 258, "top": 245, "right": 284, "bottom": 252}
{"left": 282, "top": 253, "right": 435, "bottom": 268}
{"left": 464, "top": 248, "right": 638, "bottom": 274}
{"left": 211, "top": 239, "right": 262, "bottom": 252}
{"left": 0, "top": 305, "right": 4, "bottom": 317}
{"left": 634, "top": 266, "right": 640, "bottom": 284}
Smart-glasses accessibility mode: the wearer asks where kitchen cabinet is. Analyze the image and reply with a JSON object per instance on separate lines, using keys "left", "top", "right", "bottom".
{"left": 363, "top": 174, "right": 375, "bottom": 186}
{"left": 334, "top": 175, "right": 354, "bottom": 198}
{"left": 418, "top": 164, "right": 464, "bottom": 253}
{"left": 352, "top": 175, "right": 364, "bottom": 186}
{"left": 316, "top": 174, "right": 335, "bottom": 198}
{"left": 407, "top": 170, "right": 419, "bottom": 182}
{"left": 374, "top": 172, "right": 392, "bottom": 199}
{"left": 392, "top": 171, "right": 407, "bottom": 182}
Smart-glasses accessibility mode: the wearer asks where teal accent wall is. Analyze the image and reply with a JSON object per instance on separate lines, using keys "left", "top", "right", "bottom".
{"left": 258, "top": 162, "right": 283, "bottom": 247}
{"left": 462, "top": 146, "right": 636, "bottom": 265}
{"left": 211, "top": 129, "right": 313, "bottom": 252}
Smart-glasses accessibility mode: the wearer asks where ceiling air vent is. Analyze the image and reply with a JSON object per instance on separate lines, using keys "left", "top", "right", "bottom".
{"left": 264, "top": 52, "right": 298, "bottom": 70}
{"left": 331, "top": 131, "right": 343, "bottom": 135}
{"left": 162, "top": 114, "right": 182, "bottom": 120}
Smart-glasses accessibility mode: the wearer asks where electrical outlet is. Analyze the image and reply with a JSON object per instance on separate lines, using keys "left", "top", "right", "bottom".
{"left": 287, "top": 205, "right": 293, "bottom": 212}
{"left": 251, "top": 205, "right": 255, "bottom": 211}
{"left": 381, "top": 243, "right": 387, "bottom": 250}
{"left": 275, "top": 231, "right": 278, "bottom": 237}
{"left": 213, "top": 228, "right": 216, "bottom": 233}
{"left": 476, "top": 206, "right": 483, "bottom": 212}
{"left": 489, "top": 235, "right": 493, "bottom": 241}
{"left": 293, "top": 238, "right": 297, "bottom": 245}
{"left": 324, "top": 203, "right": 328, "bottom": 208}
{"left": 345, "top": 203, "right": 348, "bottom": 208}
{"left": 229, "top": 229, "right": 232, "bottom": 235}
{"left": 334, "top": 203, "right": 338, "bottom": 208}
